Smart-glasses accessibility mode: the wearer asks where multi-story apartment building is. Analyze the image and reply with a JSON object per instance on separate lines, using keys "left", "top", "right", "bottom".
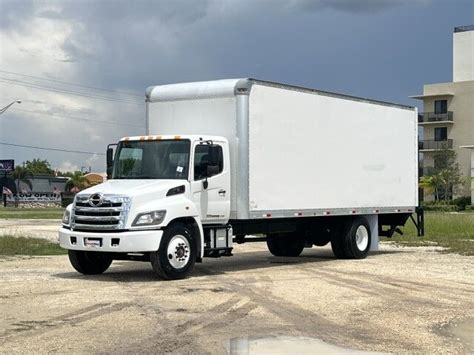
{"left": 412, "top": 25, "right": 474, "bottom": 201}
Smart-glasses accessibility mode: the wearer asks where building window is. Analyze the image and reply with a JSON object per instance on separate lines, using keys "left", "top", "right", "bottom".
{"left": 434, "top": 127, "right": 447, "bottom": 141}
{"left": 434, "top": 100, "right": 447, "bottom": 114}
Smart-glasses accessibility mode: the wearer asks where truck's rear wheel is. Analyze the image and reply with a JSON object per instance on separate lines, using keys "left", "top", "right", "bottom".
{"left": 266, "top": 233, "right": 305, "bottom": 257}
{"left": 68, "top": 250, "right": 113, "bottom": 275}
{"left": 150, "top": 223, "right": 196, "bottom": 280}
{"left": 331, "top": 217, "right": 371, "bottom": 259}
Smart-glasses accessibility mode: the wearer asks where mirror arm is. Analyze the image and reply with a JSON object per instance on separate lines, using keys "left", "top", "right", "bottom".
{"left": 106, "top": 143, "right": 117, "bottom": 179}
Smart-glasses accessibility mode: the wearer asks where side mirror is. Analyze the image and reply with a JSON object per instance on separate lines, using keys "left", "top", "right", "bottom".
{"left": 202, "top": 165, "right": 219, "bottom": 190}
{"left": 208, "top": 145, "right": 220, "bottom": 166}
{"left": 106, "top": 146, "right": 114, "bottom": 179}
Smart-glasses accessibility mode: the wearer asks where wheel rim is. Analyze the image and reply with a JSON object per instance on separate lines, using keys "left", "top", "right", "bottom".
{"left": 167, "top": 235, "right": 191, "bottom": 269}
{"left": 355, "top": 225, "right": 369, "bottom": 251}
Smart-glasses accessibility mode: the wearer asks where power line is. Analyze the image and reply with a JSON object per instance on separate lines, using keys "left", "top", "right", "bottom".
{"left": 0, "top": 142, "right": 105, "bottom": 156}
{"left": 0, "top": 77, "right": 143, "bottom": 106}
{"left": 0, "top": 69, "right": 142, "bottom": 97}
{"left": 10, "top": 107, "right": 145, "bottom": 128}
{"left": 0, "top": 77, "right": 143, "bottom": 105}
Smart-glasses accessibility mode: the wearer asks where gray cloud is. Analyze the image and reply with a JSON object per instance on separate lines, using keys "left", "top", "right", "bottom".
{"left": 287, "top": 0, "right": 430, "bottom": 13}
{"left": 0, "top": 0, "right": 36, "bottom": 33}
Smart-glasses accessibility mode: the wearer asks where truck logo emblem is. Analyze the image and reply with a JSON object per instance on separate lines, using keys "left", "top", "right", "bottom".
{"left": 88, "top": 193, "right": 104, "bottom": 207}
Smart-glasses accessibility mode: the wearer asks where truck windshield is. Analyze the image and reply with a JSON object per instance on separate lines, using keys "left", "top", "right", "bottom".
{"left": 112, "top": 140, "right": 190, "bottom": 180}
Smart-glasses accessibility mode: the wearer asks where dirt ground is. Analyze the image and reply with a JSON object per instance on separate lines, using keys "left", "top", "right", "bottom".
{"left": 0, "top": 218, "right": 59, "bottom": 241}
{"left": 0, "top": 241, "right": 473, "bottom": 354}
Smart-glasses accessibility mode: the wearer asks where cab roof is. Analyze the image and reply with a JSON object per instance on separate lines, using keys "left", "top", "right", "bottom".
{"left": 120, "top": 135, "right": 227, "bottom": 143}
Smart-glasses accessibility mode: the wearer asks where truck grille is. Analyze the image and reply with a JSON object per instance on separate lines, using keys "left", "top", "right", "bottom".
{"left": 71, "top": 194, "right": 131, "bottom": 231}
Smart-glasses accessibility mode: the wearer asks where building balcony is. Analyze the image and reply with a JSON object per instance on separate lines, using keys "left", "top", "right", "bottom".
{"left": 418, "top": 139, "right": 453, "bottom": 151}
{"left": 418, "top": 112, "right": 453, "bottom": 125}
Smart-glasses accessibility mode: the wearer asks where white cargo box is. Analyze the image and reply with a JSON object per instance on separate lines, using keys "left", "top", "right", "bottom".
{"left": 146, "top": 79, "right": 418, "bottom": 220}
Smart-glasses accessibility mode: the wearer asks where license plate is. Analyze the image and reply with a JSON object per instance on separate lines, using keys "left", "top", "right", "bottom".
{"left": 84, "top": 238, "right": 102, "bottom": 248}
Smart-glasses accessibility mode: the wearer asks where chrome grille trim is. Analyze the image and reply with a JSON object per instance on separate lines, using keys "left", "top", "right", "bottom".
{"left": 74, "top": 206, "right": 122, "bottom": 213}
{"left": 71, "top": 194, "right": 131, "bottom": 231}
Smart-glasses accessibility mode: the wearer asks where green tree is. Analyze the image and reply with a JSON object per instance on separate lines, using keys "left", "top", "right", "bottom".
{"left": 420, "top": 146, "right": 463, "bottom": 201}
{"left": 12, "top": 166, "right": 33, "bottom": 191}
{"left": 65, "top": 171, "right": 87, "bottom": 192}
{"left": 24, "top": 159, "right": 54, "bottom": 176}
{"left": 420, "top": 174, "right": 441, "bottom": 201}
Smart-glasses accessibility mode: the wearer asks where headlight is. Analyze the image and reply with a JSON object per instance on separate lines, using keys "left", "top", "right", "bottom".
{"left": 62, "top": 209, "right": 71, "bottom": 225}
{"left": 132, "top": 210, "right": 166, "bottom": 226}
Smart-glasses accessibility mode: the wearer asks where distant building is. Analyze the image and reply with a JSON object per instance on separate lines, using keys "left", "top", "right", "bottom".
{"left": 411, "top": 25, "right": 474, "bottom": 201}
{"left": 17, "top": 175, "right": 69, "bottom": 193}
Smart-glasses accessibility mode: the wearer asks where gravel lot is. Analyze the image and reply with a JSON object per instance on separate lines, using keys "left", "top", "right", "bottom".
{"left": 0, "top": 218, "right": 59, "bottom": 241}
{"left": 0, "top": 237, "right": 473, "bottom": 354}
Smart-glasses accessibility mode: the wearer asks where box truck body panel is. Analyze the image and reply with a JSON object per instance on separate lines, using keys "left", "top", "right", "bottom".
{"left": 248, "top": 83, "right": 418, "bottom": 215}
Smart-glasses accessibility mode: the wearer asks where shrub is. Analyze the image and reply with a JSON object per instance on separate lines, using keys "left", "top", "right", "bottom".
{"left": 423, "top": 204, "right": 457, "bottom": 212}
{"left": 452, "top": 196, "right": 471, "bottom": 210}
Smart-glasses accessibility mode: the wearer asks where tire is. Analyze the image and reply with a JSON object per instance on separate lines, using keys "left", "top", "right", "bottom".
{"left": 266, "top": 233, "right": 305, "bottom": 257}
{"left": 68, "top": 250, "right": 113, "bottom": 275}
{"left": 150, "top": 223, "right": 196, "bottom": 280}
{"left": 330, "top": 222, "right": 347, "bottom": 258}
{"left": 344, "top": 217, "right": 371, "bottom": 259}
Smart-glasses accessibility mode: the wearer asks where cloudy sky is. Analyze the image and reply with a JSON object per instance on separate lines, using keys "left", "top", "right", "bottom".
{"left": 0, "top": 0, "right": 472, "bottom": 172}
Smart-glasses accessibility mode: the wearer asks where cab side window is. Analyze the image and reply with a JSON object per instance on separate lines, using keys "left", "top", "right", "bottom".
{"left": 194, "top": 144, "right": 223, "bottom": 180}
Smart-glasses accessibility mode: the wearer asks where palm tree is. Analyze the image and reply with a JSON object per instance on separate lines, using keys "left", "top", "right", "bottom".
{"left": 65, "top": 171, "right": 87, "bottom": 193}
{"left": 419, "top": 174, "right": 441, "bottom": 201}
{"left": 11, "top": 166, "right": 33, "bottom": 207}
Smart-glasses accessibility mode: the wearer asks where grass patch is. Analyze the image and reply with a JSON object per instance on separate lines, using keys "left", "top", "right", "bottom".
{"left": 0, "top": 236, "right": 67, "bottom": 256}
{"left": 0, "top": 208, "right": 64, "bottom": 219}
{"left": 390, "top": 212, "right": 474, "bottom": 255}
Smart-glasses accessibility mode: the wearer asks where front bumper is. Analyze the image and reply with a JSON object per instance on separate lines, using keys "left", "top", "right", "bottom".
{"left": 58, "top": 227, "right": 163, "bottom": 252}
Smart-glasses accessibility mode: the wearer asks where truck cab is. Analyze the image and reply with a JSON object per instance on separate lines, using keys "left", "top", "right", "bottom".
{"left": 59, "top": 135, "right": 231, "bottom": 279}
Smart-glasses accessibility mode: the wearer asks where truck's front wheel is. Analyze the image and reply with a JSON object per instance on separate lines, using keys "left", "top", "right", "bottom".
{"left": 150, "top": 223, "right": 196, "bottom": 280}
{"left": 266, "top": 233, "right": 305, "bottom": 257}
{"left": 68, "top": 250, "right": 113, "bottom": 275}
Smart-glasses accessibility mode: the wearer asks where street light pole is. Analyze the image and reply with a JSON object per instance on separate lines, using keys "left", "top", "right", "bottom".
{"left": 0, "top": 100, "right": 21, "bottom": 114}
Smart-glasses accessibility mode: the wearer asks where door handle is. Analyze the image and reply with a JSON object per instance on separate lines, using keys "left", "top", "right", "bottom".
{"left": 218, "top": 189, "right": 226, "bottom": 196}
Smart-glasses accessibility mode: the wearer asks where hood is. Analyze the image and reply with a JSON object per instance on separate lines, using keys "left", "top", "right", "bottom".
{"left": 77, "top": 179, "right": 187, "bottom": 199}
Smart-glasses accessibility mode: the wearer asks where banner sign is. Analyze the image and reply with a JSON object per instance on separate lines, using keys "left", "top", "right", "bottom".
{"left": 5, "top": 192, "right": 61, "bottom": 203}
{"left": 0, "top": 160, "right": 14, "bottom": 173}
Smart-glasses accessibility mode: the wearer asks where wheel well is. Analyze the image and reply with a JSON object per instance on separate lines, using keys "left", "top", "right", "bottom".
{"left": 166, "top": 217, "right": 202, "bottom": 259}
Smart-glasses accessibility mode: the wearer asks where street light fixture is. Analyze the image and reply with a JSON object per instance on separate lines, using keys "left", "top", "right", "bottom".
{"left": 0, "top": 100, "right": 21, "bottom": 114}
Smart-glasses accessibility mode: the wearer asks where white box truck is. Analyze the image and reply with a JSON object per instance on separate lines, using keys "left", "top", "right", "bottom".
{"left": 59, "top": 79, "right": 424, "bottom": 280}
